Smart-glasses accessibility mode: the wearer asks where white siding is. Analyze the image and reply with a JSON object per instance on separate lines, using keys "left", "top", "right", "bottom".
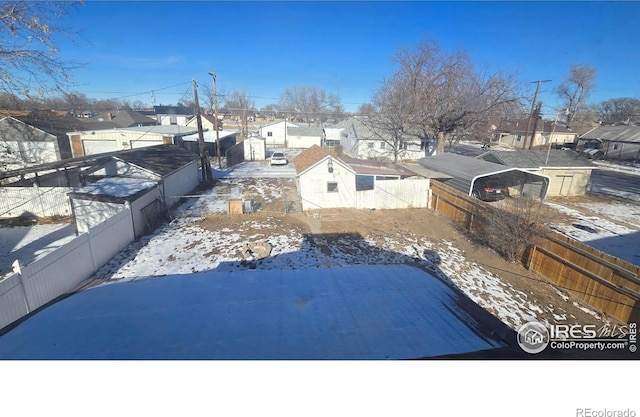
{"left": 299, "top": 160, "right": 356, "bottom": 211}
{"left": 260, "top": 121, "right": 298, "bottom": 147}
{"left": 83, "top": 139, "right": 118, "bottom": 155}
{"left": 162, "top": 161, "right": 199, "bottom": 207}
{"left": 286, "top": 134, "right": 321, "bottom": 149}
{"left": 4, "top": 140, "right": 59, "bottom": 164}
{"left": 243, "top": 138, "right": 266, "bottom": 161}
{"left": 72, "top": 199, "right": 126, "bottom": 234}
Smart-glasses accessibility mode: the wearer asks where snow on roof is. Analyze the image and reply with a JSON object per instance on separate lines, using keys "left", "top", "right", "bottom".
{"left": 181, "top": 130, "right": 238, "bottom": 142}
{"left": 0, "top": 264, "right": 509, "bottom": 359}
{"left": 72, "top": 177, "right": 158, "bottom": 199}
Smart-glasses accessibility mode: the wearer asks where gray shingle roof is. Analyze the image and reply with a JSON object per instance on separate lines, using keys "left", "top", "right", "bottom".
{"left": 476, "top": 150, "right": 595, "bottom": 169}
{"left": 580, "top": 126, "right": 640, "bottom": 143}
{"left": 287, "top": 126, "right": 324, "bottom": 136}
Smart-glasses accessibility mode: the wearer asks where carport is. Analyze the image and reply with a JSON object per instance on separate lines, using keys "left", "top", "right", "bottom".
{"left": 418, "top": 153, "right": 550, "bottom": 199}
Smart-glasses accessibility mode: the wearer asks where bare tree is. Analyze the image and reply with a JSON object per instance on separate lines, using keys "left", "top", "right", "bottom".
{"left": 0, "top": 0, "right": 85, "bottom": 97}
{"left": 356, "top": 103, "right": 376, "bottom": 116}
{"left": 373, "top": 40, "right": 522, "bottom": 155}
{"left": 279, "top": 86, "right": 344, "bottom": 125}
{"left": 367, "top": 75, "right": 419, "bottom": 162}
{"left": 555, "top": 64, "right": 596, "bottom": 129}
{"left": 222, "top": 90, "right": 253, "bottom": 136}
{"left": 598, "top": 97, "right": 640, "bottom": 125}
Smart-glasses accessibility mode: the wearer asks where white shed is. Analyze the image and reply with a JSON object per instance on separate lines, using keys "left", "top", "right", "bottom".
{"left": 68, "top": 177, "right": 162, "bottom": 238}
{"left": 243, "top": 137, "right": 266, "bottom": 161}
{"left": 295, "top": 145, "right": 430, "bottom": 212}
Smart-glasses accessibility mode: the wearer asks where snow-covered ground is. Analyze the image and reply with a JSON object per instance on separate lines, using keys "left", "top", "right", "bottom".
{"left": 546, "top": 201, "right": 640, "bottom": 266}
{"left": 0, "top": 223, "right": 75, "bottom": 278}
{"left": 91, "top": 174, "right": 607, "bottom": 333}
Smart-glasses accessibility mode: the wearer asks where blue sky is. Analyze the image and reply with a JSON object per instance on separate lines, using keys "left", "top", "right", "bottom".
{"left": 57, "top": 1, "right": 640, "bottom": 115}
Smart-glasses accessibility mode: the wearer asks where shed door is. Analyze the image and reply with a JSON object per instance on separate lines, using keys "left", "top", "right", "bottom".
{"left": 83, "top": 140, "right": 117, "bottom": 155}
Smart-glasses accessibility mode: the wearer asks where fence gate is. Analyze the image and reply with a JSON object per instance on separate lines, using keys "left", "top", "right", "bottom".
{"left": 226, "top": 142, "right": 245, "bottom": 167}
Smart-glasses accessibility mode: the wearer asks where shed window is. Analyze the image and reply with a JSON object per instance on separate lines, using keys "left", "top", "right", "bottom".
{"left": 355, "top": 175, "right": 374, "bottom": 191}
{"left": 327, "top": 182, "right": 338, "bottom": 192}
{"left": 267, "top": 132, "right": 273, "bottom": 137}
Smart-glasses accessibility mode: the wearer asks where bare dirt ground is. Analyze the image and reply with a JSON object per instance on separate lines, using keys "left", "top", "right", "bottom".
{"left": 197, "top": 190, "right": 621, "bottom": 331}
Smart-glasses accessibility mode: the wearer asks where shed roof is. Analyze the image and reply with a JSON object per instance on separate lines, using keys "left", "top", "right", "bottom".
{"left": 114, "top": 144, "right": 199, "bottom": 177}
{"left": 418, "top": 153, "right": 549, "bottom": 197}
{"left": 476, "top": 149, "right": 595, "bottom": 169}
{"left": 579, "top": 125, "right": 640, "bottom": 143}
{"left": 69, "top": 177, "right": 158, "bottom": 202}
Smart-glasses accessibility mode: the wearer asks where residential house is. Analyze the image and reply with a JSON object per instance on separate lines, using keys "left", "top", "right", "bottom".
{"left": 286, "top": 126, "right": 324, "bottom": 149}
{"left": 476, "top": 149, "right": 596, "bottom": 197}
{"left": 16, "top": 110, "right": 96, "bottom": 159}
{"left": 295, "top": 145, "right": 430, "bottom": 211}
{"left": 185, "top": 114, "right": 223, "bottom": 131}
{"left": 577, "top": 125, "right": 640, "bottom": 161}
{"left": 490, "top": 119, "right": 579, "bottom": 149}
{"left": 153, "top": 106, "right": 195, "bottom": 126}
{"left": 84, "top": 110, "right": 158, "bottom": 128}
{"left": 0, "top": 117, "right": 61, "bottom": 167}
{"left": 259, "top": 120, "right": 299, "bottom": 147}
{"left": 339, "top": 116, "right": 432, "bottom": 161}
{"left": 67, "top": 125, "right": 200, "bottom": 157}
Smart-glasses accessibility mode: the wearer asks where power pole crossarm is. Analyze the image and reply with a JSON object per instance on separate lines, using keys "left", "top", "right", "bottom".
{"left": 524, "top": 79, "right": 552, "bottom": 149}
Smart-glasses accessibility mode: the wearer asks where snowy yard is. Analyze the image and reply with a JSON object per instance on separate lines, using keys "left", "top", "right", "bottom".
{"left": 1, "top": 158, "right": 637, "bottom": 359}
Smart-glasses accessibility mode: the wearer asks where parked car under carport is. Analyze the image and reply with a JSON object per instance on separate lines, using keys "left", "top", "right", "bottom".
{"left": 418, "top": 153, "right": 550, "bottom": 200}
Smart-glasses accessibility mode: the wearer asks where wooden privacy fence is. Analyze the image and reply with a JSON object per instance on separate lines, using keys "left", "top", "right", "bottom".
{"left": 0, "top": 207, "right": 135, "bottom": 331}
{"left": 430, "top": 180, "right": 640, "bottom": 323}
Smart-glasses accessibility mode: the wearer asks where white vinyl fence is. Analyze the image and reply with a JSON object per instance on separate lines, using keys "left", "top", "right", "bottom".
{"left": 356, "top": 178, "right": 431, "bottom": 210}
{"left": 0, "top": 206, "right": 134, "bottom": 331}
{"left": 0, "top": 186, "right": 73, "bottom": 218}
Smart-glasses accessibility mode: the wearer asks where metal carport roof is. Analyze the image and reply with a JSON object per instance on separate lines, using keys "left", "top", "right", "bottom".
{"left": 418, "top": 153, "right": 550, "bottom": 199}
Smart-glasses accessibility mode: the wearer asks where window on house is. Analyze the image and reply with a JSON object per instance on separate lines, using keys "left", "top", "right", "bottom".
{"left": 267, "top": 132, "right": 273, "bottom": 137}
{"left": 355, "top": 175, "right": 374, "bottom": 191}
{"left": 380, "top": 142, "right": 386, "bottom": 149}
{"left": 613, "top": 144, "right": 619, "bottom": 150}
{"left": 367, "top": 142, "right": 374, "bottom": 149}
{"left": 327, "top": 182, "right": 338, "bottom": 192}
{"left": 517, "top": 135, "right": 522, "bottom": 141}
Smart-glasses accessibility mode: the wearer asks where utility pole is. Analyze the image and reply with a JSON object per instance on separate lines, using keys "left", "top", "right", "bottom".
{"left": 209, "top": 72, "right": 222, "bottom": 169}
{"left": 192, "top": 79, "right": 212, "bottom": 183}
{"left": 529, "top": 102, "right": 542, "bottom": 150}
{"left": 524, "top": 79, "right": 552, "bottom": 149}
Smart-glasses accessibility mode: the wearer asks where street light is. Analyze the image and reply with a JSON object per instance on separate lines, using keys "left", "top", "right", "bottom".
{"left": 545, "top": 109, "right": 569, "bottom": 165}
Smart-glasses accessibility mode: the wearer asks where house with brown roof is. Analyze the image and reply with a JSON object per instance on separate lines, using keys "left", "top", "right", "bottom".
{"left": 294, "top": 145, "right": 430, "bottom": 211}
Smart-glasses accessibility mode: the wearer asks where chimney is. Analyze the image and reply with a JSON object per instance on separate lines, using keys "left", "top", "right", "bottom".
{"left": 106, "top": 112, "right": 112, "bottom": 121}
